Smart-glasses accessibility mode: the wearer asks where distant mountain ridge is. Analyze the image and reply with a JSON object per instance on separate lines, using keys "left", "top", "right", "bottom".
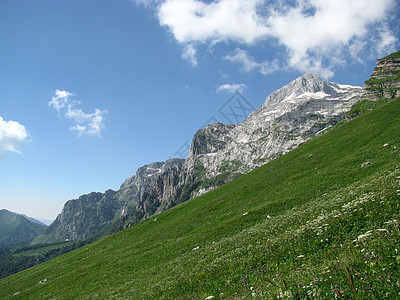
{"left": 0, "top": 209, "right": 47, "bottom": 247}
{"left": 37, "top": 73, "right": 363, "bottom": 242}
{"left": 19, "top": 214, "right": 48, "bottom": 227}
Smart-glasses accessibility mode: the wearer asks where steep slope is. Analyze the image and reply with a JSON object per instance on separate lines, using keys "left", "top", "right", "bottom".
{"left": 2, "top": 89, "right": 399, "bottom": 298}
{"left": 0, "top": 210, "right": 47, "bottom": 247}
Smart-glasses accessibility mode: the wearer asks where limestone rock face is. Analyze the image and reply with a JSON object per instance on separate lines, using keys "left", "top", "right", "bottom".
{"left": 116, "top": 158, "right": 185, "bottom": 229}
{"left": 364, "top": 51, "right": 400, "bottom": 101}
{"left": 181, "top": 73, "right": 363, "bottom": 197}
{"left": 43, "top": 190, "right": 121, "bottom": 241}
{"left": 39, "top": 159, "right": 185, "bottom": 241}
{"left": 41, "top": 73, "right": 364, "bottom": 241}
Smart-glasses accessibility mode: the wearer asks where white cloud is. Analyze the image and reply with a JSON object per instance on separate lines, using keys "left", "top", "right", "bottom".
{"left": 266, "top": 0, "right": 397, "bottom": 77}
{"left": 48, "top": 89, "right": 74, "bottom": 112}
{"left": 224, "top": 48, "right": 280, "bottom": 75}
{"left": 0, "top": 117, "right": 28, "bottom": 157}
{"left": 146, "top": 0, "right": 398, "bottom": 76}
{"left": 66, "top": 107, "right": 107, "bottom": 137}
{"left": 158, "top": 0, "right": 268, "bottom": 44}
{"left": 133, "top": 0, "right": 162, "bottom": 8}
{"left": 375, "top": 23, "right": 398, "bottom": 57}
{"left": 182, "top": 44, "right": 198, "bottom": 67}
{"left": 49, "top": 90, "right": 108, "bottom": 137}
{"left": 216, "top": 83, "right": 247, "bottom": 93}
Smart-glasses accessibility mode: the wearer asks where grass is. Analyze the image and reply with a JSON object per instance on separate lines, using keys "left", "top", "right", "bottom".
{"left": 364, "top": 72, "right": 400, "bottom": 86}
{"left": 381, "top": 50, "right": 400, "bottom": 60}
{"left": 1, "top": 97, "right": 400, "bottom": 299}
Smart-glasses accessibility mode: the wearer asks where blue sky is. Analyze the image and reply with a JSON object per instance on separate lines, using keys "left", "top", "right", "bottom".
{"left": 0, "top": 0, "right": 399, "bottom": 220}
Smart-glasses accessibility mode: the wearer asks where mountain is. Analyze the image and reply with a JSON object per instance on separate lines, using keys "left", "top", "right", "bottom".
{"left": 35, "top": 218, "right": 54, "bottom": 226}
{"left": 182, "top": 73, "right": 362, "bottom": 190}
{"left": 34, "top": 158, "right": 185, "bottom": 242}
{"left": 0, "top": 209, "right": 47, "bottom": 247}
{"left": 117, "top": 73, "right": 363, "bottom": 229}
{"left": 36, "top": 73, "right": 363, "bottom": 242}
{"left": 19, "top": 215, "right": 48, "bottom": 227}
{"left": 1, "top": 53, "right": 399, "bottom": 298}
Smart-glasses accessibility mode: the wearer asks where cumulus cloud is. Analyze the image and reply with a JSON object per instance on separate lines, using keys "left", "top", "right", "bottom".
{"left": 49, "top": 90, "right": 107, "bottom": 137}
{"left": 0, "top": 117, "right": 28, "bottom": 157}
{"left": 216, "top": 83, "right": 247, "bottom": 93}
{"left": 158, "top": 0, "right": 268, "bottom": 44}
{"left": 142, "top": 0, "right": 398, "bottom": 77}
{"left": 266, "top": 0, "right": 397, "bottom": 77}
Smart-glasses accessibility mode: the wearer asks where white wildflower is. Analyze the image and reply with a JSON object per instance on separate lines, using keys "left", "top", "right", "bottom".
{"left": 357, "top": 230, "right": 373, "bottom": 240}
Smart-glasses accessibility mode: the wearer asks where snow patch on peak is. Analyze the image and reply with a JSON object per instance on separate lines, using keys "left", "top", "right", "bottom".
{"left": 336, "top": 83, "right": 363, "bottom": 90}
{"left": 146, "top": 167, "right": 162, "bottom": 177}
{"left": 296, "top": 91, "right": 330, "bottom": 99}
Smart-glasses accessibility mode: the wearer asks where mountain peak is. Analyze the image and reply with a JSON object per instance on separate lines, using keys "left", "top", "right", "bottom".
{"left": 264, "top": 73, "right": 337, "bottom": 106}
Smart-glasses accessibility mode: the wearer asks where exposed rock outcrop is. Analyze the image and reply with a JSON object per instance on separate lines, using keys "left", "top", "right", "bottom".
{"left": 180, "top": 73, "right": 363, "bottom": 197}
{"left": 118, "top": 73, "right": 363, "bottom": 229}
{"left": 41, "top": 190, "right": 121, "bottom": 241}
{"left": 116, "top": 158, "right": 185, "bottom": 229}
{"left": 364, "top": 50, "right": 400, "bottom": 101}
{"left": 38, "top": 159, "right": 184, "bottom": 241}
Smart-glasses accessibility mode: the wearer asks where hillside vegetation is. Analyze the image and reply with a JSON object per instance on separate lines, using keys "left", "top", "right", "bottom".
{"left": 0, "top": 210, "right": 46, "bottom": 247}
{"left": 1, "top": 96, "right": 400, "bottom": 298}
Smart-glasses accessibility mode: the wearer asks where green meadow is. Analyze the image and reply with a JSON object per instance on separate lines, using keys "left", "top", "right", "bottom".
{"left": 1, "top": 96, "right": 400, "bottom": 299}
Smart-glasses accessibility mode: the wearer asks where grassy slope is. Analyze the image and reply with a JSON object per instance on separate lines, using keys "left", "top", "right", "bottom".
{"left": 1, "top": 97, "right": 400, "bottom": 299}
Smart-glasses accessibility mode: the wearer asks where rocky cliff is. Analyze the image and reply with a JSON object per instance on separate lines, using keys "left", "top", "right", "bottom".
{"left": 116, "top": 158, "right": 185, "bottom": 229}
{"left": 40, "top": 190, "right": 121, "bottom": 241}
{"left": 364, "top": 50, "right": 400, "bottom": 100}
{"left": 180, "top": 73, "right": 363, "bottom": 197}
{"left": 117, "top": 73, "right": 363, "bottom": 230}
{"left": 37, "top": 159, "right": 184, "bottom": 241}
{"left": 40, "top": 73, "right": 363, "bottom": 241}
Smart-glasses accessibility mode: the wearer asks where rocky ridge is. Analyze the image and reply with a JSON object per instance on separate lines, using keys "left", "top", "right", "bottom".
{"left": 183, "top": 73, "right": 363, "bottom": 196}
{"left": 37, "top": 159, "right": 184, "bottom": 241}
{"left": 117, "top": 73, "right": 363, "bottom": 230}
{"left": 364, "top": 50, "right": 400, "bottom": 100}
{"left": 39, "top": 73, "right": 364, "bottom": 241}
